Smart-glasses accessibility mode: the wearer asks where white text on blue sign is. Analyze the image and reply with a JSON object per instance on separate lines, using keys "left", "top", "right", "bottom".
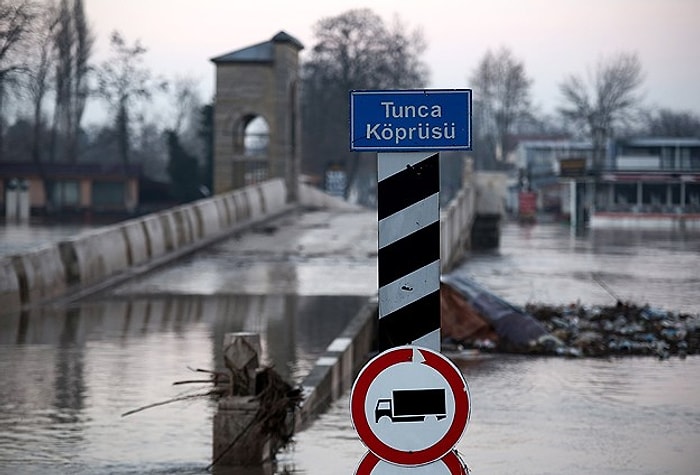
{"left": 350, "top": 90, "right": 472, "bottom": 152}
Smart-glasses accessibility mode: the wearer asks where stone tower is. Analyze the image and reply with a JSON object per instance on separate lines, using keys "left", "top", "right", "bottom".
{"left": 211, "top": 31, "right": 303, "bottom": 201}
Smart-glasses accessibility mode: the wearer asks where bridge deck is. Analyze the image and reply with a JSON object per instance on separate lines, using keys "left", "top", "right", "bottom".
{"left": 105, "top": 208, "right": 379, "bottom": 299}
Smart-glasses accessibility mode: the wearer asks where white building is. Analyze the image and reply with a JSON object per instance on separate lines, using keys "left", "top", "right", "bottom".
{"left": 514, "top": 137, "right": 700, "bottom": 229}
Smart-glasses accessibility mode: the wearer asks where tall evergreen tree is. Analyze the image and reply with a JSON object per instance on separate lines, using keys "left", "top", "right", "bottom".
{"left": 166, "top": 130, "right": 201, "bottom": 203}
{"left": 50, "top": 0, "right": 93, "bottom": 162}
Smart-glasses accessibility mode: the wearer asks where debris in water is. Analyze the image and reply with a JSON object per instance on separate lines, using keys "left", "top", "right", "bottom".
{"left": 441, "top": 275, "right": 699, "bottom": 358}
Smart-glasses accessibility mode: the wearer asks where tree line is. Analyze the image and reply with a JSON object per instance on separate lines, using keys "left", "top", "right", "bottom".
{"left": 2, "top": 3, "right": 699, "bottom": 205}
{"left": 0, "top": 0, "right": 208, "bottom": 204}
{"left": 301, "top": 9, "right": 700, "bottom": 183}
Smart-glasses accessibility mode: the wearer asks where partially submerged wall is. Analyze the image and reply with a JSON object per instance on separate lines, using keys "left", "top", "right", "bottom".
{"left": 0, "top": 179, "right": 346, "bottom": 317}
{"left": 296, "top": 300, "right": 378, "bottom": 431}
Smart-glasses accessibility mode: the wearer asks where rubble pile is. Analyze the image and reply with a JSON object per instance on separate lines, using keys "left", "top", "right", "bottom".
{"left": 526, "top": 301, "right": 700, "bottom": 358}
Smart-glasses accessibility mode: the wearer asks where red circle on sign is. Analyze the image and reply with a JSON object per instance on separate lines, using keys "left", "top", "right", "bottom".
{"left": 350, "top": 346, "right": 470, "bottom": 466}
{"left": 355, "top": 450, "right": 468, "bottom": 474}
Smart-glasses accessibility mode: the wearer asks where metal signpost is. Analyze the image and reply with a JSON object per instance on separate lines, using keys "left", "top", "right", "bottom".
{"left": 350, "top": 89, "right": 472, "bottom": 351}
{"left": 349, "top": 89, "right": 472, "bottom": 472}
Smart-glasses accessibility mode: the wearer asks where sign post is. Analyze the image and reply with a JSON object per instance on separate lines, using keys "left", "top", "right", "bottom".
{"left": 350, "top": 89, "right": 472, "bottom": 352}
{"left": 349, "top": 89, "right": 472, "bottom": 471}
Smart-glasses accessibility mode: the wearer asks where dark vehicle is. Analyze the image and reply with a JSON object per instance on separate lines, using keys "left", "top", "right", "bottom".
{"left": 374, "top": 388, "right": 446, "bottom": 423}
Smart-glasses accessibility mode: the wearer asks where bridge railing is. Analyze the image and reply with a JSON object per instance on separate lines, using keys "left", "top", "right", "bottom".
{"left": 440, "top": 179, "right": 476, "bottom": 272}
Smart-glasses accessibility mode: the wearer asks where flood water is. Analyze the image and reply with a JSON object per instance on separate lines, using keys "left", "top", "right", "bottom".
{"left": 285, "top": 222, "right": 700, "bottom": 475}
{"left": 1, "top": 218, "right": 699, "bottom": 474}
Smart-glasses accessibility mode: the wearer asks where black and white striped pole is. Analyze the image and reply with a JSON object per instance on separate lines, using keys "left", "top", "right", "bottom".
{"left": 350, "top": 89, "right": 472, "bottom": 353}
{"left": 377, "top": 151, "right": 441, "bottom": 350}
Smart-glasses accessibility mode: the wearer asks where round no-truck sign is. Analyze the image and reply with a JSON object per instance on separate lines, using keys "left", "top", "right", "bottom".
{"left": 350, "top": 346, "right": 470, "bottom": 466}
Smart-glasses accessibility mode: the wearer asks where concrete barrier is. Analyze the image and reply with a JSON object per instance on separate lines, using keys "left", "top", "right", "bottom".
{"left": 158, "top": 211, "right": 178, "bottom": 252}
{"left": 194, "top": 200, "right": 223, "bottom": 238}
{"left": 213, "top": 197, "right": 230, "bottom": 228}
{"left": 0, "top": 180, "right": 305, "bottom": 316}
{"left": 296, "top": 300, "right": 377, "bottom": 430}
{"left": 440, "top": 184, "right": 475, "bottom": 272}
{"left": 183, "top": 205, "right": 201, "bottom": 240}
{"left": 170, "top": 206, "right": 197, "bottom": 247}
{"left": 245, "top": 187, "right": 264, "bottom": 219}
{"left": 59, "top": 225, "right": 131, "bottom": 288}
{"left": 12, "top": 245, "right": 67, "bottom": 303}
{"left": 221, "top": 195, "right": 235, "bottom": 225}
{"left": 257, "top": 179, "right": 286, "bottom": 214}
{"left": 0, "top": 257, "right": 21, "bottom": 314}
{"left": 121, "top": 219, "right": 150, "bottom": 266}
{"left": 141, "top": 214, "right": 168, "bottom": 259}
{"left": 298, "top": 183, "right": 361, "bottom": 210}
{"left": 233, "top": 190, "right": 252, "bottom": 222}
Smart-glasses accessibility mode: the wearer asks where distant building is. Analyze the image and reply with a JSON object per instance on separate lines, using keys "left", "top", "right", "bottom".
{"left": 514, "top": 137, "right": 700, "bottom": 229}
{"left": 1, "top": 162, "right": 140, "bottom": 219}
{"left": 587, "top": 137, "right": 700, "bottom": 229}
{"left": 512, "top": 139, "right": 594, "bottom": 218}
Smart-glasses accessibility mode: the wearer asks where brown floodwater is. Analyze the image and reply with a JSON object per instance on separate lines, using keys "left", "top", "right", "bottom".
{"left": 1, "top": 218, "right": 699, "bottom": 474}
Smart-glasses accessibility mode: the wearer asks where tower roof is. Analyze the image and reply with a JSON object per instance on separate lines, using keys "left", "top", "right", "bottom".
{"left": 211, "top": 30, "right": 303, "bottom": 64}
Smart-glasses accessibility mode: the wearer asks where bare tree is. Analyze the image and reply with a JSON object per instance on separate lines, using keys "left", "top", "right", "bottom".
{"left": 301, "top": 8, "right": 429, "bottom": 195}
{"left": 470, "top": 47, "right": 532, "bottom": 167}
{"left": 0, "top": 0, "right": 37, "bottom": 158}
{"left": 97, "top": 30, "right": 165, "bottom": 166}
{"left": 643, "top": 107, "right": 700, "bottom": 138}
{"left": 558, "top": 52, "right": 644, "bottom": 166}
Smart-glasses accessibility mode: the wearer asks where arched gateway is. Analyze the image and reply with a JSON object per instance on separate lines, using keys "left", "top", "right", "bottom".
{"left": 211, "top": 31, "right": 303, "bottom": 201}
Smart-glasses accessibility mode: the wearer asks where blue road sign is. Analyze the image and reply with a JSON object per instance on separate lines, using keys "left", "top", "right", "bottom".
{"left": 350, "top": 89, "right": 472, "bottom": 152}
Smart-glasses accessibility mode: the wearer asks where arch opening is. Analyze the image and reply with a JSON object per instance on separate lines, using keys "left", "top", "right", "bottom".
{"left": 244, "top": 116, "right": 270, "bottom": 157}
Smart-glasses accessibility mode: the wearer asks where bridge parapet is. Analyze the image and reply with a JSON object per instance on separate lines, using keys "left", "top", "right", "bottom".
{"left": 0, "top": 174, "right": 481, "bottom": 317}
{"left": 0, "top": 177, "right": 365, "bottom": 316}
{"left": 441, "top": 183, "right": 476, "bottom": 272}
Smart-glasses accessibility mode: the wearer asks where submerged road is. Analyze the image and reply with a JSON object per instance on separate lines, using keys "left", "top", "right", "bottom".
{"left": 103, "top": 208, "right": 379, "bottom": 299}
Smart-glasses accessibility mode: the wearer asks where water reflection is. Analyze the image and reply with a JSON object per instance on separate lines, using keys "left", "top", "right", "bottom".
{"left": 0, "top": 293, "right": 365, "bottom": 473}
{"left": 461, "top": 223, "right": 700, "bottom": 314}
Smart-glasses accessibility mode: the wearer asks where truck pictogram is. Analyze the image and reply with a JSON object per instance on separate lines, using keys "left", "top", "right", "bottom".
{"left": 374, "top": 388, "right": 447, "bottom": 423}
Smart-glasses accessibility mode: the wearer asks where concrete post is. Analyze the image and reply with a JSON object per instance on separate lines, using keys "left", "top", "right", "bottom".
{"left": 213, "top": 332, "right": 271, "bottom": 467}
{"left": 5, "top": 178, "right": 18, "bottom": 221}
{"left": 18, "top": 179, "right": 30, "bottom": 222}
{"left": 213, "top": 397, "right": 271, "bottom": 467}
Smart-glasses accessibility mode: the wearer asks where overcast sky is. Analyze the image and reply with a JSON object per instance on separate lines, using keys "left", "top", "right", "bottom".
{"left": 84, "top": 0, "right": 700, "bottom": 124}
